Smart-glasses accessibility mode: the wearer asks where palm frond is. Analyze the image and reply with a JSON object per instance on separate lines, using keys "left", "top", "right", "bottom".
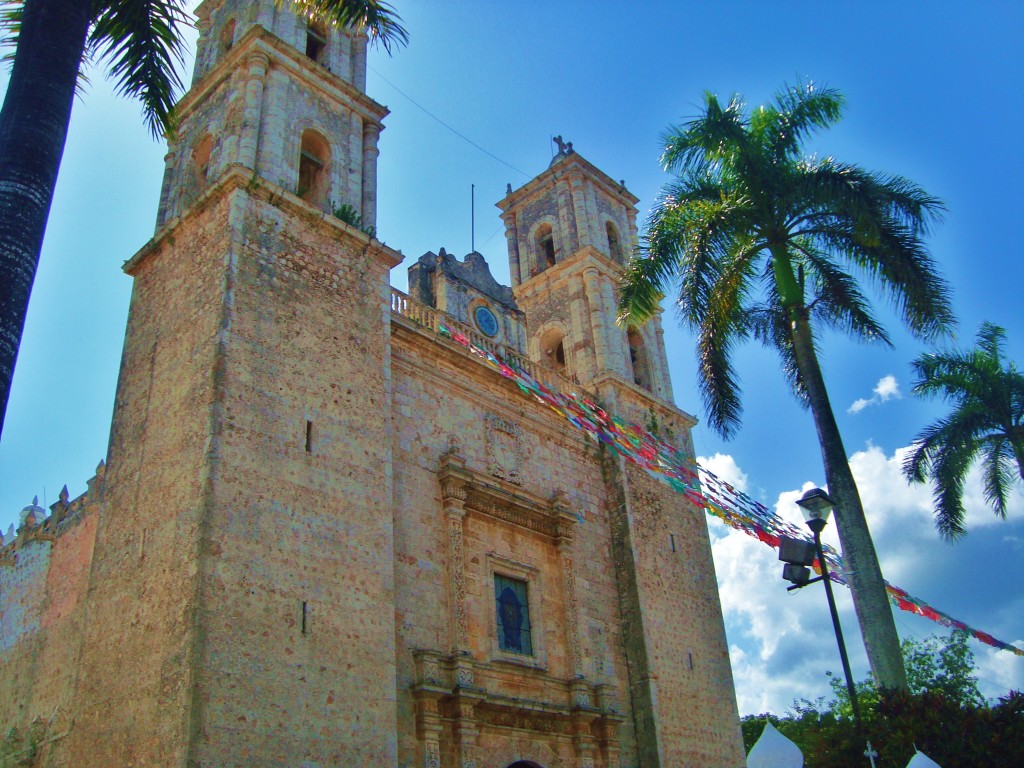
{"left": 747, "top": 297, "right": 808, "bottom": 406}
{"left": 793, "top": 240, "right": 891, "bottom": 346}
{"left": 753, "top": 80, "right": 844, "bottom": 161}
{"left": 90, "top": 0, "right": 191, "bottom": 138}
{"left": 0, "top": 1, "right": 22, "bottom": 67}
{"left": 695, "top": 246, "right": 761, "bottom": 436}
{"left": 930, "top": 433, "right": 975, "bottom": 540}
{"left": 661, "top": 92, "right": 748, "bottom": 175}
{"left": 979, "top": 438, "right": 1015, "bottom": 519}
{"left": 291, "top": 0, "right": 408, "bottom": 53}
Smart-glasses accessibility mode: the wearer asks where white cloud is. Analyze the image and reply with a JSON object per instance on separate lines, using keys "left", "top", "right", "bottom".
{"left": 698, "top": 452, "right": 750, "bottom": 493}
{"left": 848, "top": 374, "right": 902, "bottom": 414}
{"left": 706, "top": 445, "right": 1024, "bottom": 715}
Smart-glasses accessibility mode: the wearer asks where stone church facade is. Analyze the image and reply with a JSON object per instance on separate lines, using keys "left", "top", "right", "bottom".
{"left": 0, "top": 2, "right": 745, "bottom": 766}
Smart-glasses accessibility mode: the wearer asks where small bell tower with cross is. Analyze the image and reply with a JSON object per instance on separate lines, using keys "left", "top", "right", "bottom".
{"left": 498, "top": 138, "right": 680, "bottom": 429}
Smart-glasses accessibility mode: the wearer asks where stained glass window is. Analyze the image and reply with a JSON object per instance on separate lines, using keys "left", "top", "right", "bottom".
{"left": 494, "top": 574, "right": 533, "bottom": 655}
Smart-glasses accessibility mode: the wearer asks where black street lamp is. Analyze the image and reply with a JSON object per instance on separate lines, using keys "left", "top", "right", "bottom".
{"left": 779, "top": 487, "right": 876, "bottom": 765}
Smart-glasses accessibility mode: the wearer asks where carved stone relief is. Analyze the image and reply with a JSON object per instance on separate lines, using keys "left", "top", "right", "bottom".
{"left": 424, "top": 740, "right": 440, "bottom": 768}
{"left": 485, "top": 413, "right": 524, "bottom": 485}
{"left": 449, "top": 515, "right": 469, "bottom": 651}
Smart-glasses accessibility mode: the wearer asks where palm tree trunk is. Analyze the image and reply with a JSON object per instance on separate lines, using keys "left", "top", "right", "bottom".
{"left": 0, "top": 0, "right": 92, "bottom": 438}
{"left": 789, "top": 307, "right": 908, "bottom": 692}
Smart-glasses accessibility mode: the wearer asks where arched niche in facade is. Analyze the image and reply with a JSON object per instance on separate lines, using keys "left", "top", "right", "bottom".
{"left": 298, "top": 129, "right": 331, "bottom": 207}
{"left": 605, "top": 219, "right": 624, "bottom": 264}
{"left": 628, "top": 327, "right": 653, "bottom": 392}
{"left": 533, "top": 222, "right": 556, "bottom": 273}
{"left": 537, "top": 324, "right": 569, "bottom": 377}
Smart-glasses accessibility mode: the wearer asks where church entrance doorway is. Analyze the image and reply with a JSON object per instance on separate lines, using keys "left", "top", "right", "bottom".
{"left": 506, "top": 763, "right": 544, "bottom": 768}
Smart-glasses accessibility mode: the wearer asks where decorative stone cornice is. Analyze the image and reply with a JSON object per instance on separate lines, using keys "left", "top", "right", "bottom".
{"left": 438, "top": 455, "right": 576, "bottom": 540}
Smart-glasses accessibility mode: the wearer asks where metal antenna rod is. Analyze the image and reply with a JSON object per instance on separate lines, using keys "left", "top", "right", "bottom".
{"left": 471, "top": 183, "right": 475, "bottom": 253}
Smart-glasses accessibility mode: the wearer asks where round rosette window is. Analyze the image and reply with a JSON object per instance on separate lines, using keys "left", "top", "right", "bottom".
{"left": 474, "top": 304, "right": 500, "bottom": 337}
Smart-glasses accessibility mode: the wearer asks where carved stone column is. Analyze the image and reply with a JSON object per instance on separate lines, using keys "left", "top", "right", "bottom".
{"left": 155, "top": 146, "right": 177, "bottom": 228}
{"left": 418, "top": 699, "right": 443, "bottom": 768}
{"left": 413, "top": 651, "right": 447, "bottom": 768}
{"left": 440, "top": 453, "right": 470, "bottom": 653}
{"left": 571, "top": 176, "right": 591, "bottom": 249}
{"left": 583, "top": 267, "right": 609, "bottom": 374}
{"left": 553, "top": 492, "right": 583, "bottom": 679}
{"left": 652, "top": 314, "right": 673, "bottom": 399}
{"left": 599, "top": 276, "right": 627, "bottom": 375}
{"left": 352, "top": 33, "right": 368, "bottom": 91}
{"left": 361, "top": 122, "right": 381, "bottom": 227}
{"left": 238, "top": 52, "right": 269, "bottom": 170}
{"left": 452, "top": 695, "right": 482, "bottom": 768}
{"left": 555, "top": 176, "right": 578, "bottom": 254}
{"left": 503, "top": 211, "right": 522, "bottom": 284}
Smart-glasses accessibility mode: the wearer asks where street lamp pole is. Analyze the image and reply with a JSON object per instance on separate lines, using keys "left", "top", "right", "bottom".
{"left": 780, "top": 487, "right": 878, "bottom": 763}
{"left": 806, "top": 513, "right": 862, "bottom": 731}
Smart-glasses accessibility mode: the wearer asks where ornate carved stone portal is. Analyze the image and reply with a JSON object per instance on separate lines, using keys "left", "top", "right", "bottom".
{"left": 429, "top": 451, "right": 621, "bottom": 768}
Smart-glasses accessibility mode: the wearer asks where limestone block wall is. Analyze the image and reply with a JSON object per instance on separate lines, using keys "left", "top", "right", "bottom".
{"left": 184, "top": 182, "right": 401, "bottom": 767}
{"left": 0, "top": 486, "right": 99, "bottom": 766}
{"left": 194, "top": 0, "right": 366, "bottom": 90}
{"left": 61, "top": 190, "right": 236, "bottom": 767}
{"left": 615, "top": 460, "right": 745, "bottom": 767}
{"left": 390, "top": 327, "right": 638, "bottom": 767}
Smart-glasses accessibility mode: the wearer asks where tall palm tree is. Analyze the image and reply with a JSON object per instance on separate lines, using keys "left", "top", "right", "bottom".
{"left": 619, "top": 82, "right": 955, "bottom": 692}
{"left": 904, "top": 322, "right": 1024, "bottom": 539}
{"left": 0, "top": 0, "right": 406, "bottom": 440}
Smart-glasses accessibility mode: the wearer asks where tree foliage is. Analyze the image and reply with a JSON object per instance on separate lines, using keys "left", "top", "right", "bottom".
{"left": 0, "top": 0, "right": 406, "bottom": 439}
{"left": 904, "top": 322, "right": 1024, "bottom": 539}
{"left": 619, "top": 81, "right": 956, "bottom": 690}
{"left": 742, "top": 633, "right": 1021, "bottom": 767}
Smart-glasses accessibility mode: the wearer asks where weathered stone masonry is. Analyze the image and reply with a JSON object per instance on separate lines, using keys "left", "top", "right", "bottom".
{"left": 1, "top": 2, "right": 745, "bottom": 766}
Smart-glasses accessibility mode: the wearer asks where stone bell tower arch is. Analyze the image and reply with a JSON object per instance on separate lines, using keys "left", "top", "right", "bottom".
{"left": 497, "top": 140, "right": 674, "bottom": 412}
{"left": 155, "top": 0, "right": 387, "bottom": 230}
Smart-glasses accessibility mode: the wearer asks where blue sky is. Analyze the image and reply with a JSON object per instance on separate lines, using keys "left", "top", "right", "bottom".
{"left": 2, "top": 1, "right": 1023, "bottom": 715}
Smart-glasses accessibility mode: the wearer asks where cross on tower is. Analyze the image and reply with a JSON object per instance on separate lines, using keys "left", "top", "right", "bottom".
{"left": 864, "top": 740, "right": 879, "bottom": 767}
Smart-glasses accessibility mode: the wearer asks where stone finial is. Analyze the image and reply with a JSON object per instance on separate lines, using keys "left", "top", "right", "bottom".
{"left": 20, "top": 496, "right": 45, "bottom": 527}
{"left": 51, "top": 484, "right": 72, "bottom": 523}
{"left": 506, "top": 183, "right": 512, "bottom": 194}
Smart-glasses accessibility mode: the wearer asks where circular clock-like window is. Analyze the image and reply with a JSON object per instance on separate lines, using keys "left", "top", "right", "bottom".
{"left": 474, "top": 305, "right": 499, "bottom": 337}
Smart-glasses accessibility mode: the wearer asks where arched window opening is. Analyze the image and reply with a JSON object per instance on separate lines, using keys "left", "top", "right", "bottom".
{"left": 219, "top": 19, "right": 236, "bottom": 54}
{"left": 539, "top": 327, "right": 568, "bottom": 375}
{"left": 298, "top": 130, "right": 330, "bottom": 206}
{"left": 305, "top": 20, "right": 328, "bottom": 64}
{"left": 628, "top": 328, "right": 653, "bottom": 392}
{"left": 606, "top": 221, "right": 623, "bottom": 263}
{"left": 192, "top": 134, "right": 214, "bottom": 188}
{"left": 534, "top": 223, "right": 556, "bottom": 274}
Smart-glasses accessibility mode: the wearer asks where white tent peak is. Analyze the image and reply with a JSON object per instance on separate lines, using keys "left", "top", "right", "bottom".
{"left": 906, "top": 749, "right": 942, "bottom": 768}
{"left": 746, "top": 720, "right": 803, "bottom": 768}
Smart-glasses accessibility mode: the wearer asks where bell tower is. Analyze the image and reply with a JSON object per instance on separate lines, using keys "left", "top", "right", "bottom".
{"left": 155, "top": 0, "right": 387, "bottom": 230}
{"left": 65, "top": 2, "right": 403, "bottom": 765}
{"left": 497, "top": 140, "right": 675, "bottom": 415}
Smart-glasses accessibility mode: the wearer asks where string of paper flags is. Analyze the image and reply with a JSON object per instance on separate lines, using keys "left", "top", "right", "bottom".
{"left": 436, "top": 321, "right": 1024, "bottom": 658}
